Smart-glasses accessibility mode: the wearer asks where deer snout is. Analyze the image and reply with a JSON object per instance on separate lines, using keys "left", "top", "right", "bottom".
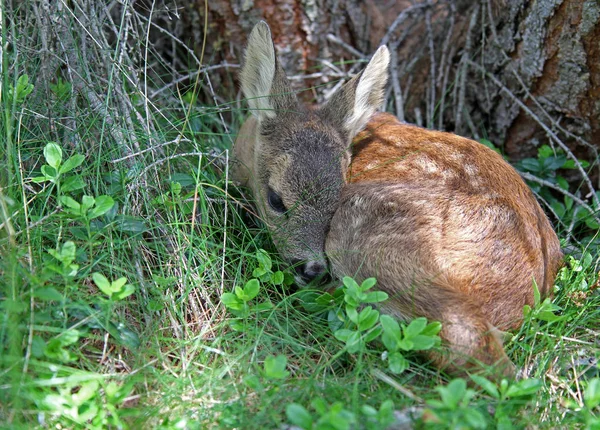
{"left": 291, "top": 259, "right": 328, "bottom": 285}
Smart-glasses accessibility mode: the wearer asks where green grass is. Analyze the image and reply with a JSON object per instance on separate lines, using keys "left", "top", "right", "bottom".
{"left": 1, "top": 3, "right": 599, "bottom": 429}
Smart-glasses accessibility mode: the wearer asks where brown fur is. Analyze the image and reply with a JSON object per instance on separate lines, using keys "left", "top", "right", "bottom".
{"left": 326, "top": 113, "right": 563, "bottom": 377}
{"left": 233, "top": 22, "right": 563, "bottom": 379}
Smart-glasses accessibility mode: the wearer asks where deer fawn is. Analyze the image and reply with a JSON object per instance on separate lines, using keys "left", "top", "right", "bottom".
{"left": 232, "top": 21, "right": 563, "bottom": 378}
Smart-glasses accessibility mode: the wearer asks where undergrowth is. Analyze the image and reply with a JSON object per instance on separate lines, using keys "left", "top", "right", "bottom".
{"left": 1, "top": 1, "right": 599, "bottom": 429}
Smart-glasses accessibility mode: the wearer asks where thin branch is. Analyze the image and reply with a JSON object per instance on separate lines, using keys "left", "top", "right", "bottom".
{"left": 380, "top": 1, "right": 434, "bottom": 47}
{"left": 519, "top": 172, "right": 600, "bottom": 226}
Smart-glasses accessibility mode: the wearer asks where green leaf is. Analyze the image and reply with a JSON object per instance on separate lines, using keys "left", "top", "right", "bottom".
{"left": 92, "top": 272, "right": 112, "bottom": 297}
{"left": 404, "top": 317, "right": 428, "bottom": 338}
{"left": 264, "top": 354, "right": 289, "bottom": 379}
{"left": 556, "top": 176, "right": 569, "bottom": 191}
{"left": 505, "top": 378, "right": 542, "bottom": 398}
{"left": 271, "top": 271, "right": 284, "bottom": 285}
{"left": 311, "top": 398, "right": 328, "bottom": 415}
{"left": 256, "top": 249, "right": 272, "bottom": 271}
{"left": 388, "top": 352, "right": 409, "bottom": 374}
{"left": 345, "top": 331, "right": 363, "bottom": 353}
{"left": 397, "top": 338, "right": 414, "bottom": 351}
{"left": 60, "top": 241, "right": 76, "bottom": 263}
{"left": 380, "top": 314, "right": 400, "bottom": 334}
{"left": 60, "top": 329, "right": 80, "bottom": 346}
{"left": 584, "top": 379, "right": 600, "bottom": 409}
{"left": 111, "top": 277, "right": 128, "bottom": 291}
{"left": 113, "top": 216, "right": 147, "bottom": 233}
{"left": 363, "top": 291, "right": 389, "bottom": 303}
{"left": 81, "top": 195, "right": 95, "bottom": 212}
{"left": 364, "top": 326, "right": 382, "bottom": 342}
{"left": 519, "top": 158, "right": 541, "bottom": 173}
{"left": 357, "top": 307, "right": 379, "bottom": 331}
{"left": 252, "top": 266, "right": 267, "bottom": 278}
{"left": 360, "top": 278, "right": 377, "bottom": 291}
{"left": 34, "top": 287, "right": 63, "bottom": 301}
{"left": 61, "top": 175, "right": 86, "bottom": 192}
{"left": 286, "top": 403, "right": 313, "bottom": 429}
{"left": 342, "top": 276, "right": 360, "bottom": 291}
{"left": 410, "top": 335, "right": 437, "bottom": 350}
{"left": 114, "top": 283, "right": 135, "bottom": 300}
{"left": 334, "top": 329, "right": 354, "bottom": 342}
{"left": 73, "top": 380, "right": 99, "bottom": 405}
{"left": 421, "top": 321, "right": 443, "bottom": 336}
{"left": 243, "top": 374, "right": 263, "bottom": 391}
{"left": 463, "top": 408, "right": 487, "bottom": 429}
{"left": 542, "top": 155, "right": 566, "bottom": 171}
{"left": 438, "top": 379, "right": 467, "bottom": 409}
{"left": 117, "top": 325, "right": 141, "bottom": 349}
{"left": 14, "top": 74, "right": 34, "bottom": 102}
{"left": 243, "top": 278, "right": 260, "bottom": 301}
{"left": 537, "top": 145, "right": 553, "bottom": 158}
{"left": 380, "top": 315, "right": 401, "bottom": 351}
{"left": 44, "top": 339, "right": 75, "bottom": 363}
{"left": 60, "top": 196, "right": 81, "bottom": 211}
{"left": 346, "top": 306, "right": 358, "bottom": 324}
{"left": 88, "top": 195, "right": 114, "bottom": 219}
{"left": 470, "top": 375, "right": 500, "bottom": 399}
{"left": 40, "top": 165, "right": 58, "bottom": 181}
{"left": 221, "top": 293, "right": 243, "bottom": 310}
{"left": 59, "top": 154, "right": 85, "bottom": 174}
{"left": 44, "top": 142, "right": 62, "bottom": 169}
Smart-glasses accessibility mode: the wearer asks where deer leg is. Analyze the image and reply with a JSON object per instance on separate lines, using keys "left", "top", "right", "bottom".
{"left": 380, "top": 280, "right": 516, "bottom": 380}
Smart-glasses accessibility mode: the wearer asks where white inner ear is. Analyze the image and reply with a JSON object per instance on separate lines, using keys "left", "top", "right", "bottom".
{"left": 241, "top": 23, "right": 277, "bottom": 119}
{"left": 345, "top": 46, "right": 390, "bottom": 136}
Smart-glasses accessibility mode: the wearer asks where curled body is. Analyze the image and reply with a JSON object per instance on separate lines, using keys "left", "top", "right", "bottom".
{"left": 232, "top": 22, "right": 563, "bottom": 378}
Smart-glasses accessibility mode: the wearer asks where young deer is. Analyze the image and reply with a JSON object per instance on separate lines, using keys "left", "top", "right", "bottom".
{"left": 232, "top": 22, "right": 563, "bottom": 378}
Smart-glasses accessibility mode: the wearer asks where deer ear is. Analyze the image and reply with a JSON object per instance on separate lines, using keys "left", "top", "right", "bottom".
{"left": 321, "top": 46, "right": 390, "bottom": 138}
{"left": 240, "top": 21, "right": 298, "bottom": 120}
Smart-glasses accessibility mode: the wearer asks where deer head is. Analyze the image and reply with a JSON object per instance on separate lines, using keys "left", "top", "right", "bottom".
{"left": 234, "top": 21, "right": 390, "bottom": 284}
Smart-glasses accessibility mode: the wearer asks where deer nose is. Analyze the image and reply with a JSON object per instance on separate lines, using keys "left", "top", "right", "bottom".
{"left": 292, "top": 259, "right": 327, "bottom": 284}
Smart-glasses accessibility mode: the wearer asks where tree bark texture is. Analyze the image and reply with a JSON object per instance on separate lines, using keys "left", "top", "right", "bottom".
{"left": 142, "top": 0, "right": 599, "bottom": 185}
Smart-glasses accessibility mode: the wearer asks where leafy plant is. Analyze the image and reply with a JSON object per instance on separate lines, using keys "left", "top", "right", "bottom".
{"left": 8, "top": 74, "right": 34, "bottom": 105}
{"left": 470, "top": 375, "right": 542, "bottom": 428}
{"left": 423, "top": 378, "right": 488, "bottom": 429}
{"left": 323, "top": 277, "right": 441, "bottom": 374}
{"left": 92, "top": 273, "right": 135, "bottom": 301}
{"left": 32, "top": 142, "right": 86, "bottom": 194}
{"left": 221, "top": 249, "right": 284, "bottom": 330}
{"left": 516, "top": 144, "right": 599, "bottom": 245}
{"left": 263, "top": 354, "right": 290, "bottom": 380}
{"left": 286, "top": 398, "right": 395, "bottom": 430}
{"left": 522, "top": 281, "right": 564, "bottom": 323}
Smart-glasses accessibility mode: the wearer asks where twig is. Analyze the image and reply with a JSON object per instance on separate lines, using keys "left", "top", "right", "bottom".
{"left": 326, "top": 33, "right": 366, "bottom": 58}
{"left": 425, "top": 9, "right": 436, "bottom": 128}
{"left": 220, "top": 150, "right": 229, "bottom": 297}
{"left": 110, "top": 137, "right": 191, "bottom": 163}
{"left": 371, "top": 368, "right": 423, "bottom": 402}
{"left": 380, "top": 1, "right": 434, "bottom": 47}
{"left": 519, "top": 171, "right": 600, "bottom": 226}
{"left": 389, "top": 46, "right": 405, "bottom": 122}
{"left": 455, "top": 4, "right": 480, "bottom": 134}
{"left": 149, "top": 63, "right": 240, "bottom": 98}
{"left": 437, "top": 1, "right": 456, "bottom": 130}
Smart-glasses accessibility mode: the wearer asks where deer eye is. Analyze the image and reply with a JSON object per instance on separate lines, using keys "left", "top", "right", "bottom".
{"left": 268, "top": 188, "right": 287, "bottom": 213}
